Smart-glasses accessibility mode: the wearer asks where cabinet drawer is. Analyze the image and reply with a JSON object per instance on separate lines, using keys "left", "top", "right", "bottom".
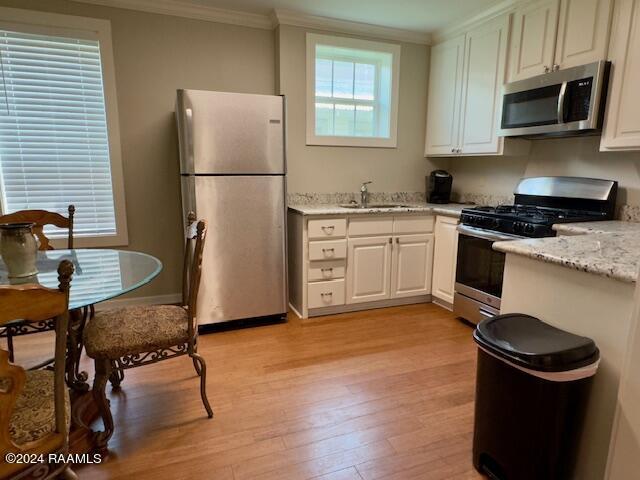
{"left": 348, "top": 217, "right": 393, "bottom": 236}
{"left": 394, "top": 216, "right": 434, "bottom": 234}
{"left": 308, "top": 260, "right": 346, "bottom": 282}
{"left": 308, "top": 218, "right": 346, "bottom": 240}
{"left": 308, "top": 240, "right": 347, "bottom": 260}
{"left": 308, "top": 279, "right": 345, "bottom": 309}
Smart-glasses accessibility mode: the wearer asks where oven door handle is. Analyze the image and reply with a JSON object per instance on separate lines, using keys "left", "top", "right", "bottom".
{"left": 457, "top": 224, "right": 525, "bottom": 242}
{"left": 557, "top": 81, "right": 568, "bottom": 124}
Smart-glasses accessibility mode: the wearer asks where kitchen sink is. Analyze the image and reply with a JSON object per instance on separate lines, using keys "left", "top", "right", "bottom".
{"left": 339, "top": 203, "right": 410, "bottom": 209}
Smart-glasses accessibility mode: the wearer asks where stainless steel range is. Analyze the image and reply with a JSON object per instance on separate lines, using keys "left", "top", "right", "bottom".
{"left": 454, "top": 176, "right": 618, "bottom": 324}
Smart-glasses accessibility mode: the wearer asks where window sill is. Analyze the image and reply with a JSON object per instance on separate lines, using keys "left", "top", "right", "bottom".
{"left": 306, "top": 134, "right": 398, "bottom": 148}
{"left": 50, "top": 232, "right": 129, "bottom": 250}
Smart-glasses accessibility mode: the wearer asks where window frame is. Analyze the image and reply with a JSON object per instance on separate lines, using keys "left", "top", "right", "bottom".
{"left": 0, "top": 7, "right": 128, "bottom": 248}
{"left": 306, "top": 33, "right": 401, "bottom": 148}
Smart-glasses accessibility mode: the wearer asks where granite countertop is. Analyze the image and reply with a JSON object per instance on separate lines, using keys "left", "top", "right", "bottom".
{"left": 494, "top": 232, "right": 640, "bottom": 283}
{"left": 288, "top": 202, "right": 467, "bottom": 217}
{"left": 553, "top": 220, "right": 640, "bottom": 235}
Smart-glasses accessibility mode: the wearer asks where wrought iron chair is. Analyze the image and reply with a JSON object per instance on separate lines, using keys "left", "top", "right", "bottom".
{"left": 83, "top": 213, "right": 212, "bottom": 451}
{"left": 0, "top": 260, "right": 77, "bottom": 480}
{"left": 0, "top": 206, "right": 77, "bottom": 362}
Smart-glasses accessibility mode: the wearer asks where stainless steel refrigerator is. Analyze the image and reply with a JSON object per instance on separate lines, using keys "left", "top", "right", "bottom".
{"left": 176, "top": 90, "right": 287, "bottom": 326}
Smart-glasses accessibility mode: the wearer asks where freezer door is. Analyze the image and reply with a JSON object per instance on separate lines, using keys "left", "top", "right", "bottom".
{"left": 190, "top": 175, "right": 287, "bottom": 324}
{"left": 176, "top": 90, "right": 284, "bottom": 175}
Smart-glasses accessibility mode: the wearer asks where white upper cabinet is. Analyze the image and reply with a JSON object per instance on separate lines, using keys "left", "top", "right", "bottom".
{"left": 460, "top": 14, "right": 510, "bottom": 155}
{"left": 601, "top": 0, "right": 640, "bottom": 151}
{"left": 425, "top": 36, "right": 465, "bottom": 155}
{"left": 555, "top": 0, "right": 614, "bottom": 69}
{"left": 425, "top": 15, "right": 510, "bottom": 157}
{"left": 509, "top": 0, "right": 613, "bottom": 82}
{"left": 509, "top": 0, "right": 560, "bottom": 81}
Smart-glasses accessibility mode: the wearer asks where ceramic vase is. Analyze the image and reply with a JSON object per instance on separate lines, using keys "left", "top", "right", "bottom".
{"left": 0, "top": 222, "right": 39, "bottom": 278}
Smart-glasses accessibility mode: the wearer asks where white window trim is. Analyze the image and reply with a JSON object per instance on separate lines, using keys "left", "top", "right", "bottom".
{"left": 0, "top": 7, "right": 128, "bottom": 248}
{"left": 306, "top": 33, "right": 401, "bottom": 148}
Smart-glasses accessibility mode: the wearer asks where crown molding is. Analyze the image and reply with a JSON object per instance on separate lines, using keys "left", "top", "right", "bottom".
{"left": 273, "top": 9, "right": 431, "bottom": 45}
{"left": 71, "top": 0, "right": 274, "bottom": 29}
{"left": 432, "top": 0, "right": 522, "bottom": 43}
{"left": 72, "top": 0, "right": 432, "bottom": 44}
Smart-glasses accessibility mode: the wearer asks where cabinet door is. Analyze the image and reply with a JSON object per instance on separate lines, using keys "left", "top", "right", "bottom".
{"left": 555, "top": 0, "right": 613, "bottom": 69}
{"left": 424, "top": 35, "right": 465, "bottom": 156}
{"left": 459, "top": 14, "right": 510, "bottom": 155}
{"left": 601, "top": 0, "right": 640, "bottom": 151}
{"left": 346, "top": 236, "right": 392, "bottom": 304}
{"left": 555, "top": 0, "right": 613, "bottom": 68}
{"left": 509, "top": 0, "right": 561, "bottom": 81}
{"left": 390, "top": 234, "right": 434, "bottom": 299}
{"left": 431, "top": 216, "right": 459, "bottom": 305}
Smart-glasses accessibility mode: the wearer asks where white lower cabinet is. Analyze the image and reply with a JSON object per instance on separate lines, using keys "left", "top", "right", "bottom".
{"left": 432, "top": 216, "right": 460, "bottom": 306}
{"left": 391, "top": 234, "right": 434, "bottom": 299}
{"left": 288, "top": 212, "right": 447, "bottom": 318}
{"left": 346, "top": 236, "right": 392, "bottom": 304}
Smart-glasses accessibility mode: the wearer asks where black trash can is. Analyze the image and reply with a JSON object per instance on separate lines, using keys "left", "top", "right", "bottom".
{"left": 472, "top": 314, "right": 599, "bottom": 480}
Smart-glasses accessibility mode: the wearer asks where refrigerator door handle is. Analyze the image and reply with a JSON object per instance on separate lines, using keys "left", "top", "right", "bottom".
{"left": 185, "top": 107, "right": 195, "bottom": 171}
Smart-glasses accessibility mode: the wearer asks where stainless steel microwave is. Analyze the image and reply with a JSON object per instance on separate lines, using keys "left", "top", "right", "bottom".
{"left": 498, "top": 61, "right": 611, "bottom": 138}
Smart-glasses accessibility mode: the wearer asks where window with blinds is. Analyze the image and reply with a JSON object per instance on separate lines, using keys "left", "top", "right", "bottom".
{"left": 306, "top": 33, "right": 400, "bottom": 148}
{"left": 0, "top": 29, "right": 117, "bottom": 237}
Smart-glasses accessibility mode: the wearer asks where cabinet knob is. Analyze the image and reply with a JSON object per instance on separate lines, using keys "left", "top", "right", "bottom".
{"left": 544, "top": 65, "right": 550, "bottom": 73}
{"left": 552, "top": 64, "right": 560, "bottom": 72}
{"left": 451, "top": 148, "right": 455, "bottom": 153}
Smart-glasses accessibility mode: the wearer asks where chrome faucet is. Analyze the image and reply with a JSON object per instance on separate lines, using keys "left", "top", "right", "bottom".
{"left": 360, "top": 181, "right": 373, "bottom": 208}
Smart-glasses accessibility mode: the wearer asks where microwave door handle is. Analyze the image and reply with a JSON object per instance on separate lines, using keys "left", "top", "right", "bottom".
{"left": 557, "top": 82, "right": 568, "bottom": 124}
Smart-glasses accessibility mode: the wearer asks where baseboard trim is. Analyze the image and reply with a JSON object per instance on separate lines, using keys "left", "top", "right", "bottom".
{"left": 307, "top": 295, "right": 431, "bottom": 318}
{"left": 94, "top": 293, "right": 182, "bottom": 311}
{"left": 432, "top": 297, "right": 454, "bottom": 311}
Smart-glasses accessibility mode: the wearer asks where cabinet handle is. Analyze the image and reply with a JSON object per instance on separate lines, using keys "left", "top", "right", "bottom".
{"left": 451, "top": 148, "right": 455, "bottom": 153}
{"left": 395, "top": 237, "right": 399, "bottom": 244}
{"left": 321, "top": 248, "right": 335, "bottom": 257}
{"left": 321, "top": 292, "right": 333, "bottom": 297}
{"left": 544, "top": 65, "right": 550, "bottom": 73}
{"left": 321, "top": 267, "right": 333, "bottom": 273}
{"left": 388, "top": 237, "right": 392, "bottom": 244}
{"left": 321, "top": 225, "right": 335, "bottom": 234}
{"left": 552, "top": 64, "right": 560, "bottom": 72}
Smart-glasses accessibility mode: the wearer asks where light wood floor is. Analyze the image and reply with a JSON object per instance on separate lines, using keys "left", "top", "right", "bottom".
{"left": 14, "top": 303, "right": 485, "bottom": 480}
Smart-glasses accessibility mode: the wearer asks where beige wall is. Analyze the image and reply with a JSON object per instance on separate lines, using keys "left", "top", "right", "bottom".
{"left": 447, "top": 137, "right": 640, "bottom": 209}
{"left": 277, "top": 25, "right": 438, "bottom": 194}
{"left": 0, "top": 0, "right": 276, "bottom": 298}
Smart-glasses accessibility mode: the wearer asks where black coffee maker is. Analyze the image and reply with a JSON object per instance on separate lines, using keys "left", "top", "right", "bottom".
{"left": 427, "top": 170, "right": 453, "bottom": 204}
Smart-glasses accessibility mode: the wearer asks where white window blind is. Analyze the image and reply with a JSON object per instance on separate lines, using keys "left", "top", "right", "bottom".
{"left": 314, "top": 46, "right": 391, "bottom": 138}
{"left": 0, "top": 28, "right": 117, "bottom": 237}
{"left": 306, "top": 34, "right": 400, "bottom": 148}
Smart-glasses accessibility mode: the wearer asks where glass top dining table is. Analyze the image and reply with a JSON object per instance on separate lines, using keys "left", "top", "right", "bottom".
{"left": 0, "top": 249, "right": 163, "bottom": 310}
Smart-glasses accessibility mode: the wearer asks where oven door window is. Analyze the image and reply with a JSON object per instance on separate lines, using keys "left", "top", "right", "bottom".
{"left": 501, "top": 84, "right": 562, "bottom": 129}
{"left": 456, "top": 234, "right": 504, "bottom": 298}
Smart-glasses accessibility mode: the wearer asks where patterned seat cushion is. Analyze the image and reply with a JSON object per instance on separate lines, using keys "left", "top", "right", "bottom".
{"left": 83, "top": 305, "right": 190, "bottom": 360}
{"left": 10, "top": 369, "right": 69, "bottom": 446}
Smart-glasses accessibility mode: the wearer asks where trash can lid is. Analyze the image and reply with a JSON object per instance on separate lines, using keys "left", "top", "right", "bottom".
{"left": 473, "top": 314, "right": 599, "bottom": 372}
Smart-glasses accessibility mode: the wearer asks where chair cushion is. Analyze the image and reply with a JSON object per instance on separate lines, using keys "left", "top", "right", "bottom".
{"left": 83, "top": 305, "right": 190, "bottom": 360}
{"left": 9, "top": 370, "right": 69, "bottom": 446}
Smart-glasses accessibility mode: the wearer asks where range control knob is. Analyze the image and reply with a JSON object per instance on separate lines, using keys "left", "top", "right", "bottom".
{"left": 523, "top": 224, "right": 535, "bottom": 235}
{"left": 512, "top": 221, "right": 523, "bottom": 233}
